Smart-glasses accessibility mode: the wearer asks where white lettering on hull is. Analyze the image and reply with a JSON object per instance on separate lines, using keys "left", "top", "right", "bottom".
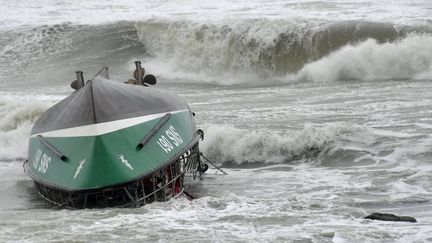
{"left": 32, "top": 149, "right": 51, "bottom": 174}
{"left": 157, "top": 125, "right": 184, "bottom": 154}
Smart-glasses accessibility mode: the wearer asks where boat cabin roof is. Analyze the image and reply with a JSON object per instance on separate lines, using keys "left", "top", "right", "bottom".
{"left": 31, "top": 77, "right": 189, "bottom": 134}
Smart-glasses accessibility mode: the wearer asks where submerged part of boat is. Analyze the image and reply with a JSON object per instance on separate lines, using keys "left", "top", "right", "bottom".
{"left": 24, "top": 62, "right": 206, "bottom": 208}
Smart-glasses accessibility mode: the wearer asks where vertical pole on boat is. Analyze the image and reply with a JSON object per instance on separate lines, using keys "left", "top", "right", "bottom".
{"left": 179, "top": 160, "right": 184, "bottom": 192}
{"left": 134, "top": 61, "right": 145, "bottom": 85}
{"left": 161, "top": 170, "right": 167, "bottom": 202}
{"left": 140, "top": 181, "right": 146, "bottom": 205}
{"left": 170, "top": 164, "right": 175, "bottom": 196}
{"left": 76, "top": 71, "right": 85, "bottom": 89}
{"left": 152, "top": 174, "right": 157, "bottom": 202}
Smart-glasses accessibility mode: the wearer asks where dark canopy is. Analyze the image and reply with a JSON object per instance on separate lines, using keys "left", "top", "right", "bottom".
{"left": 31, "top": 77, "right": 189, "bottom": 134}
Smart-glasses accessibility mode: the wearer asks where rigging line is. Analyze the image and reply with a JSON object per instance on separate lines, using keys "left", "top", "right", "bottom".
{"left": 90, "top": 67, "right": 109, "bottom": 81}
{"left": 200, "top": 153, "right": 228, "bottom": 175}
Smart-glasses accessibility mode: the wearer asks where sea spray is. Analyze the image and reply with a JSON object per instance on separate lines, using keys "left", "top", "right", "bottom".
{"left": 200, "top": 123, "right": 354, "bottom": 164}
{"left": 2, "top": 20, "right": 431, "bottom": 87}
{"left": 136, "top": 20, "right": 432, "bottom": 84}
{"left": 290, "top": 34, "right": 432, "bottom": 82}
{"left": 0, "top": 104, "right": 47, "bottom": 131}
{"left": 0, "top": 99, "right": 48, "bottom": 160}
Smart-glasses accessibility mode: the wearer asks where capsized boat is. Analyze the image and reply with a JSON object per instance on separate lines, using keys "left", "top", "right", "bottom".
{"left": 24, "top": 62, "right": 207, "bottom": 208}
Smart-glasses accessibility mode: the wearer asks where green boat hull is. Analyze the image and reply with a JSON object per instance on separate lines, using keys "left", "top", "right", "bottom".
{"left": 26, "top": 110, "right": 195, "bottom": 190}
{"left": 24, "top": 71, "right": 205, "bottom": 208}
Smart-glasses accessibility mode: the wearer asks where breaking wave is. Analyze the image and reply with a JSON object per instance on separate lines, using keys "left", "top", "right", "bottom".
{"left": 1, "top": 19, "right": 432, "bottom": 87}
{"left": 0, "top": 22, "right": 145, "bottom": 87}
{"left": 0, "top": 99, "right": 48, "bottom": 161}
{"left": 200, "top": 123, "right": 354, "bottom": 164}
{"left": 290, "top": 34, "right": 432, "bottom": 82}
{"left": 136, "top": 20, "right": 432, "bottom": 84}
{"left": 199, "top": 123, "right": 432, "bottom": 168}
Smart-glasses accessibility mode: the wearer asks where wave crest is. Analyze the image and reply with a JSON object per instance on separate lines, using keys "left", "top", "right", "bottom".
{"left": 0, "top": 22, "right": 144, "bottom": 87}
{"left": 136, "top": 20, "right": 432, "bottom": 84}
{"left": 2, "top": 20, "right": 431, "bottom": 87}
{"left": 0, "top": 104, "right": 47, "bottom": 132}
{"left": 290, "top": 34, "right": 432, "bottom": 82}
{"left": 0, "top": 99, "right": 48, "bottom": 161}
{"left": 200, "top": 123, "right": 351, "bottom": 164}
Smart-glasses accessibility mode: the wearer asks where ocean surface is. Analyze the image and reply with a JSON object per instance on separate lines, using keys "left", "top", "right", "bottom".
{"left": 1, "top": 0, "right": 432, "bottom": 242}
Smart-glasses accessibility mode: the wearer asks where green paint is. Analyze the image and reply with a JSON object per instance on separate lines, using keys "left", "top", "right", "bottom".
{"left": 27, "top": 111, "right": 196, "bottom": 191}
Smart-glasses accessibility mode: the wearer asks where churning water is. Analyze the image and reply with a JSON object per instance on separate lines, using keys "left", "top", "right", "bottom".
{"left": 1, "top": 0, "right": 432, "bottom": 242}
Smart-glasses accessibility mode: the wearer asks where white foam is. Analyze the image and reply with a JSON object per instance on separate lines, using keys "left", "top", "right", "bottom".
{"left": 0, "top": 0, "right": 430, "bottom": 30}
{"left": 135, "top": 19, "right": 301, "bottom": 85}
{"left": 200, "top": 123, "right": 353, "bottom": 164}
{"left": 290, "top": 34, "right": 432, "bottom": 82}
{"left": 0, "top": 97, "right": 48, "bottom": 160}
{"left": 130, "top": 19, "right": 432, "bottom": 85}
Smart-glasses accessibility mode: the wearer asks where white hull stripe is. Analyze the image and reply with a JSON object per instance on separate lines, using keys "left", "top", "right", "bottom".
{"left": 31, "top": 109, "right": 189, "bottom": 138}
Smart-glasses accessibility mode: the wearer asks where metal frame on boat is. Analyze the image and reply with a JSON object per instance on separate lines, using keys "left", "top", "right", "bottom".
{"left": 24, "top": 137, "right": 202, "bottom": 208}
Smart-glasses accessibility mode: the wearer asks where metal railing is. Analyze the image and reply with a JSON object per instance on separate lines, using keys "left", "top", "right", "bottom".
{"left": 28, "top": 141, "right": 202, "bottom": 209}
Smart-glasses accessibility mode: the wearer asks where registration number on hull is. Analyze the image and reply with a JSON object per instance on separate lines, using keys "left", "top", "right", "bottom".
{"left": 32, "top": 149, "right": 51, "bottom": 174}
{"left": 156, "top": 125, "right": 183, "bottom": 153}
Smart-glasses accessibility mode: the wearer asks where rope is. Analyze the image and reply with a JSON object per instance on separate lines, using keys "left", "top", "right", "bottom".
{"left": 200, "top": 153, "right": 228, "bottom": 175}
